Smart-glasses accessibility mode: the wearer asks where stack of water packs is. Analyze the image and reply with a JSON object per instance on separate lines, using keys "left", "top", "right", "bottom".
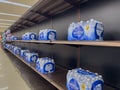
{"left": 6, "top": 33, "right": 12, "bottom": 41}
{"left": 13, "top": 46, "right": 21, "bottom": 55}
{"left": 25, "top": 52, "right": 38, "bottom": 63}
{"left": 66, "top": 68, "right": 104, "bottom": 90}
{"left": 20, "top": 49, "right": 29, "bottom": 58}
{"left": 68, "top": 19, "right": 104, "bottom": 41}
{"left": 4, "top": 44, "right": 10, "bottom": 49}
{"left": 5, "top": 44, "right": 14, "bottom": 51}
{"left": 10, "top": 35, "right": 19, "bottom": 40}
{"left": 39, "top": 29, "right": 57, "bottom": 40}
{"left": 11, "top": 45, "right": 15, "bottom": 52}
{"left": 22, "top": 32, "right": 37, "bottom": 40}
{"left": 5, "top": 44, "right": 21, "bottom": 55}
{"left": 9, "top": 44, "right": 13, "bottom": 51}
{"left": 36, "top": 57, "right": 55, "bottom": 74}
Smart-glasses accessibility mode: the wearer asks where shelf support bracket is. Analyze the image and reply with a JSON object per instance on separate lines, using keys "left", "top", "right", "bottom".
{"left": 64, "top": 0, "right": 87, "bottom": 8}
{"left": 30, "top": 10, "right": 51, "bottom": 18}
{"left": 21, "top": 18, "right": 37, "bottom": 24}
{"left": 64, "top": 0, "right": 80, "bottom": 8}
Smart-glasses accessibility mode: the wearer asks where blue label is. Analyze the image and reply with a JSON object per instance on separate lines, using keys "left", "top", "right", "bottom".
{"left": 39, "top": 32, "right": 44, "bottom": 40}
{"left": 47, "top": 31, "right": 56, "bottom": 40}
{"left": 30, "top": 55, "right": 38, "bottom": 62}
{"left": 43, "top": 62, "right": 55, "bottom": 73}
{"left": 21, "top": 51, "right": 26, "bottom": 58}
{"left": 67, "top": 78, "right": 80, "bottom": 90}
{"left": 95, "top": 23, "right": 104, "bottom": 40}
{"left": 29, "top": 34, "right": 37, "bottom": 40}
{"left": 15, "top": 49, "right": 20, "bottom": 55}
{"left": 91, "top": 80, "right": 103, "bottom": 90}
{"left": 77, "top": 69, "right": 96, "bottom": 77}
{"left": 72, "top": 26, "right": 84, "bottom": 40}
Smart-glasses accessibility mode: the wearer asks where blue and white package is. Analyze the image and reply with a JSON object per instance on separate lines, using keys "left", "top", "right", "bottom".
{"left": 13, "top": 47, "right": 21, "bottom": 55}
{"left": 22, "top": 32, "right": 37, "bottom": 40}
{"left": 10, "top": 35, "right": 18, "bottom": 40}
{"left": 83, "top": 19, "right": 104, "bottom": 41}
{"left": 68, "top": 22, "right": 85, "bottom": 41}
{"left": 9, "top": 44, "right": 13, "bottom": 50}
{"left": 20, "top": 50, "right": 29, "bottom": 58}
{"left": 5, "top": 44, "right": 7, "bottom": 49}
{"left": 22, "top": 33, "right": 27, "bottom": 40}
{"left": 36, "top": 57, "right": 55, "bottom": 74}
{"left": 25, "top": 52, "right": 38, "bottom": 63}
{"left": 7, "top": 44, "right": 10, "bottom": 49}
{"left": 11, "top": 45, "right": 15, "bottom": 52}
{"left": 68, "top": 19, "right": 104, "bottom": 41}
{"left": 67, "top": 68, "right": 104, "bottom": 90}
{"left": 5, "top": 44, "right": 11, "bottom": 49}
{"left": 39, "top": 29, "right": 56, "bottom": 40}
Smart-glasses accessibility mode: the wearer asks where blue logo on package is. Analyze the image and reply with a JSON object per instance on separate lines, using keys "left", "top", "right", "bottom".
{"left": 42, "top": 62, "right": 55, "bottom": 74}
{"left": 15, "top": 49, "right": 21, "bottom": 55}
{"left": 72, "top": 26, "right": 84, "bottom": 40}
{"left": 92, "top": 80, "right": 104, "bottom": 90}
{"left": 21, "top": 50, "right": 29, "bottom": 58}
{"left": 39, "top": 32, "right": 44, "bottom": 40}
{"left": 67, "top": 78, "right": 80, "bottom": 90}
{"left": 29, "top": 33, "right": 37, "bottom": 40}
{"left": 23, "top": 52, "right": 26, "bottom": 58}
{"left": 17, "top": 49, "right": 21, "bottom": 55}
{"left": 95, "top": 23, "right": 104, "bottom": 40}
{"left": 30, "top": 55, "right": 38, "bottom": 62}
{"left": 47, "top": 31, "right": 56, "bottom": 40}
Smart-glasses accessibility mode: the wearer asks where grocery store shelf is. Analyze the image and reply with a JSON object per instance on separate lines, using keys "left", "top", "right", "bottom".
{"left": 5, "top": 48, "right": 67, "bottom": 90}
{"left": 52, "top": 41, "right": 120, "bottom": 47}
{"left": 7, "top": 40, "right": 51, "bottom": 44}
{"left": 6, "top": 40, "right": 120, "bottom": 47}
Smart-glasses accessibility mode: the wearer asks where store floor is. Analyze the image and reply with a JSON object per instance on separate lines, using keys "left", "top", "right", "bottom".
{"left": 0, "top": 47, "right": 57, "bottom": 90}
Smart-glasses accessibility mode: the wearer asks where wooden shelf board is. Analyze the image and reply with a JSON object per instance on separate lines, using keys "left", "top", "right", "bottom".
{"left": 6, "top": 48, "right": 67, "bottom": 90}
{"left": 7, "top": 40, "right": 120, "bottom": 47}
{"left": 52, "top": 41, "right": 120, "bottom": 47}
{"left": 9, "top": 40, "right": 51, "bottom": 44}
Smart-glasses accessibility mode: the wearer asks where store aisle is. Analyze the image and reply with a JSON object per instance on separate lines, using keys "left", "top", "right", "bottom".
{"left": 0, "top": 47, "right": 57, "bottom": 90}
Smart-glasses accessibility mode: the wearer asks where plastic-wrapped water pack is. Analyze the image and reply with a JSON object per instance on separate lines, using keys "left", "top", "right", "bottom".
{"left": 13, "top": 46, "right": 21, "bottom": 55}
{"left": 10, "top": 35, "right": 19, "bottom": 40}
{"left": 22, "top": 32, "right": 37, "bottom": 40}
{"left": 39, "top": 29, "right": 56, "bottom": 40}
{"left": 68, "top": 19, "right": 104, "bottom": 41}
{"left": 20, "top": 50, "right": 29, "bottom": 58}
{"left": 25, "top": 52, "right": 38, "bottom": 63}
{"left": 66, "top": 68, "right": 104, "bottom": 90}
{"left": 36, "top": 57, "right": 55, "bottom": 74}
